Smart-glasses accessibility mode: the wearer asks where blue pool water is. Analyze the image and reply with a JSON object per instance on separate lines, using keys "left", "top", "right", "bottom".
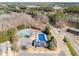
{"left": 38, "top": 33, "right": 46, "bottom": 41}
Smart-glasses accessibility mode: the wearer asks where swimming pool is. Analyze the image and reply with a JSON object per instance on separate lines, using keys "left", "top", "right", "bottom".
{"left": 33, "top": 33, "right": 48, "bottom": 47}
{"left": 38, "top": 33, "right": 48, "bottom": 41}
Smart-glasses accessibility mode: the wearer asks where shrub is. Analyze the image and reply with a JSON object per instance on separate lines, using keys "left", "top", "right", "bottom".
{"left": 47, "top": 36, "right": 57, "bottom": 50}
{"left": 47, "top": 41, "right": 56, "bottom": 50}
{"left": 7, "top": 28, "right": 16, "bottom": 43}
{"left": 47, "top": 35, "right": 57, "bottom": 50}
{"left": 43, "top": 24, "right": 51, "bottom": 35}
{"left": 0, "top": 28, "right": 16, "bottom": 43}
{"left": 0, "top": 31, "right": 8, "bottom": 43}
{"left": 17, "top": 24, "right": 26, "bottom": 30}
{"left": 63, "top": 37, "right": 78, "bottom": 56}
{"left": 47, "top": 34, "right": 52, "bottom": 41}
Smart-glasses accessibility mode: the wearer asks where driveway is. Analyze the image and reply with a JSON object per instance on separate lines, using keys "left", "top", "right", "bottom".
{"left": 51, "top": 28, "right": 71, "bottom": 56}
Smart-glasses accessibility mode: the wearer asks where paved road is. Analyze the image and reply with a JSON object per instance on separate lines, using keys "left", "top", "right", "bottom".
{"left": 51, "top": 28, "right": 71, "bottom": 56}
{"left": 64, "top": 31, "right": 79, "bottom": 55}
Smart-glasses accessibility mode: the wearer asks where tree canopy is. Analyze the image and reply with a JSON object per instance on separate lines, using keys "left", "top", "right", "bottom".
{"left": 0, "top": 28, "right": 16, "bottom": 43}
{"left": 64, "top": 6, "right": 79, "bottom": 14}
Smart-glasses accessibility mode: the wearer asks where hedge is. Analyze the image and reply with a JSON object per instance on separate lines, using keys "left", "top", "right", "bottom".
{"left": 63, "top": 37, "right": 78, "bottom": 56}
